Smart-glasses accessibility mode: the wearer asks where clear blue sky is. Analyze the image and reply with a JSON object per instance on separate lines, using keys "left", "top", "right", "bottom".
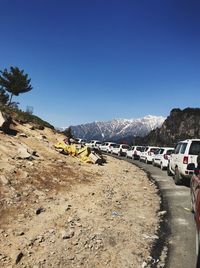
{"left": 0, "top": 0, "right": 200, "bottom": 127}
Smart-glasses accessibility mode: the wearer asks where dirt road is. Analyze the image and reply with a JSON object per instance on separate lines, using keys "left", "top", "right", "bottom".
{"left": 130, "top": 158, "right": 196, "bottom": 268}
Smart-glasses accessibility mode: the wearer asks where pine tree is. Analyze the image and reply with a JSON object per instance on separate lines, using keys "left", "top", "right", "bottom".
{"left": 0, "top": 87, "right": 9, "bottom": 106}
{"left": 0, "top": 66, "right": 33, "bottom": 105}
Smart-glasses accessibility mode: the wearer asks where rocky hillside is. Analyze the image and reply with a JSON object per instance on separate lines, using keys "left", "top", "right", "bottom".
{"left": 70, "top": 115, "right": 165, "bottom": 141}
{"left": 136, "top": 108, "right": 200, "bottom": 146}
{"left": 0, "top": 110, "right": 162, "bottom": 268}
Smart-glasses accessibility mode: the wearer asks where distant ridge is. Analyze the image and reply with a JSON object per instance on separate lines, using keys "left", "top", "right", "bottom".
{"left": 69, "top": 115, "right": 165, "bottom": 141}
{"left": 135, "top": 108, "right": 200, "bottom": 146}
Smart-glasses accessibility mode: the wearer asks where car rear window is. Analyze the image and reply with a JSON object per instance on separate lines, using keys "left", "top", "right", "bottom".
{"left": 112, "top": 144, "right": 118, "bottom": 148}
{"left": 189, "top": 141, "right": 200, "bottom": 155}
{"left": 166, "top": 149, "right": 174, "bottom": 155}
{"left": 150, "top": 148, "right": 158, "bottom": 153}
{"left": 122, "top": 145, "right": 129, "bottom": 149}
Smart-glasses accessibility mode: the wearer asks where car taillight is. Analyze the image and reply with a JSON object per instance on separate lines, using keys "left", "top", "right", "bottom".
{"left": 183, "top": 156, "right": 188, "bottom": 164}
{"left": 164, "top": 154, "right": 168, "bottom": 160}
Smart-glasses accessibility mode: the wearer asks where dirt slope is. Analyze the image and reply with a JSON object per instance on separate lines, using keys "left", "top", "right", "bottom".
{"left": 0, "top": 122, "right": 161, "bottom": 268}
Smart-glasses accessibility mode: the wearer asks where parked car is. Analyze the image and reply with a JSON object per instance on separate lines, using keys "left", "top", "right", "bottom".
{"left": 168, "top": 139, "right": 200, "bottom": 185}
{"left": 152, "top": 147, "right": 174, "bottom": 170}
{"left": 111, "top": 144, "right": 130, "bottom": 156}
{"left": 140, "top": 146, "right": 160, "bottom": 164}
{"left": 85, "top": 140, "right": 102, "bottom": 149}
{"left": 189, "top": 156, "right": 200, "bottom": 265}
{"left": 126, "top": 146, "right": 146, "bottom": 160}
{"left": 133, "top": 146, "right": 146, "bottom": 160}
{"left": 126, "top": 146, "right": 135, "bottom": 159}
{"left": 74, "top": 138, "right": 87, "bottom": 145}
{"left": 99, "top": 142, "right": 116, "bottom": 153}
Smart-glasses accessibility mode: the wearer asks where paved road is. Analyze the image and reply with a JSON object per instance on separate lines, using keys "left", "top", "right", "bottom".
{"left": 115, "top": 155, "right": 196, "bottom": 267}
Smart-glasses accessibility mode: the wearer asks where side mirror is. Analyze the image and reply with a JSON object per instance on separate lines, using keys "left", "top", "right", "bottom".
{"left": 187, "top": 163, "right": 195, "bottom": 170}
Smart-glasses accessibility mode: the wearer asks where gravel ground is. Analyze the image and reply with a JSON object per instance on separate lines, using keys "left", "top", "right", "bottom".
{"left": 0, "top": 123, "right": 161, "bottom": 268}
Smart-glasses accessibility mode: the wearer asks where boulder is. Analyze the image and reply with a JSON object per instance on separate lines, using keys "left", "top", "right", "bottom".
{"left": 0, "top": 110, "right": 16, "bottom": 135}
{"left": 0, "top": 111, "right": 12, "bottom": 131}
{"left": 16, "top": 146, "right": 33, "bottom": 160}
{"left": 0, "top": 175, "right": 10, "bottom": 185}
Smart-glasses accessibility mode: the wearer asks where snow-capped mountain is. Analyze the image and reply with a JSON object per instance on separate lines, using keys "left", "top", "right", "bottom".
{"left": 70, "top": 115, "right": 165, "bottom": 141}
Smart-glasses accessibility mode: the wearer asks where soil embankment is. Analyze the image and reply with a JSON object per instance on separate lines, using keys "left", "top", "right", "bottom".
{"left": 0, "top": 122, "right": 160, "bottom": 267}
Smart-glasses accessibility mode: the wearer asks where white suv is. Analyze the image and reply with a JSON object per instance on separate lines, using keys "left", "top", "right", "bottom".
{"left": 100, "top": 142, "right": 116, "bottom": 153}
{"left": 153, "top": 147, "right": 174, "bottom": 170}
{"left": 168, "top": 139, "right": 200, "bottom": 184}
{"left": 126, "top": 146, "right": 145, "bottom": 160}
{"left": 85, "top": 140, "right": 102, "bottom": 149}
{"left": 140, "top": 146, "right": 159, "bottom": 164}
{"left": 111, "top": 144, "right": 130, "bottom": 156}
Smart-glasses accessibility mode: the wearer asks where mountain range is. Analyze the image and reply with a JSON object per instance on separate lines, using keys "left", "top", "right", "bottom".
{"left": 70, "top": 115, "right": 165, "bottom": 142}
{"left": 136, "top": 108, "right": 200, "bottom": 146}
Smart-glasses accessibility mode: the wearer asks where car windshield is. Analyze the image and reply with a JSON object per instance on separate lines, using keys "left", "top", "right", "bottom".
{"left": 189, "top": 141, "right": 200, "bottom": 155}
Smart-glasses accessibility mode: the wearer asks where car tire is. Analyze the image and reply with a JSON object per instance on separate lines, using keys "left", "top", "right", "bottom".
{"left": 146, "top": 158, "right": 150, "bottom": 164}
{"left": 167, "top": 165, "right": 173, "bottom": 176}
{"left": 160, "top": 162, "right": 164, "bottom": 170}
{"left": 190, "top": 192, "right": 195, "bottom": 213}
{"left": 190, "top": 178, "right": 195, "bottom": 213}
{"left": 152, "top": 160, "right": 155, "bottom": 166}
{"left": 174, "top": 167, "right": 182, "bottom": 185}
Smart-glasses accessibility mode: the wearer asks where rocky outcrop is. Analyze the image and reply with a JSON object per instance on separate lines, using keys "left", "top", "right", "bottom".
{"left": 0, "top": 110, "right": 12, "bottom": 133}
{"left": 136, "top": 108, "right": 200, "bottom": 146}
